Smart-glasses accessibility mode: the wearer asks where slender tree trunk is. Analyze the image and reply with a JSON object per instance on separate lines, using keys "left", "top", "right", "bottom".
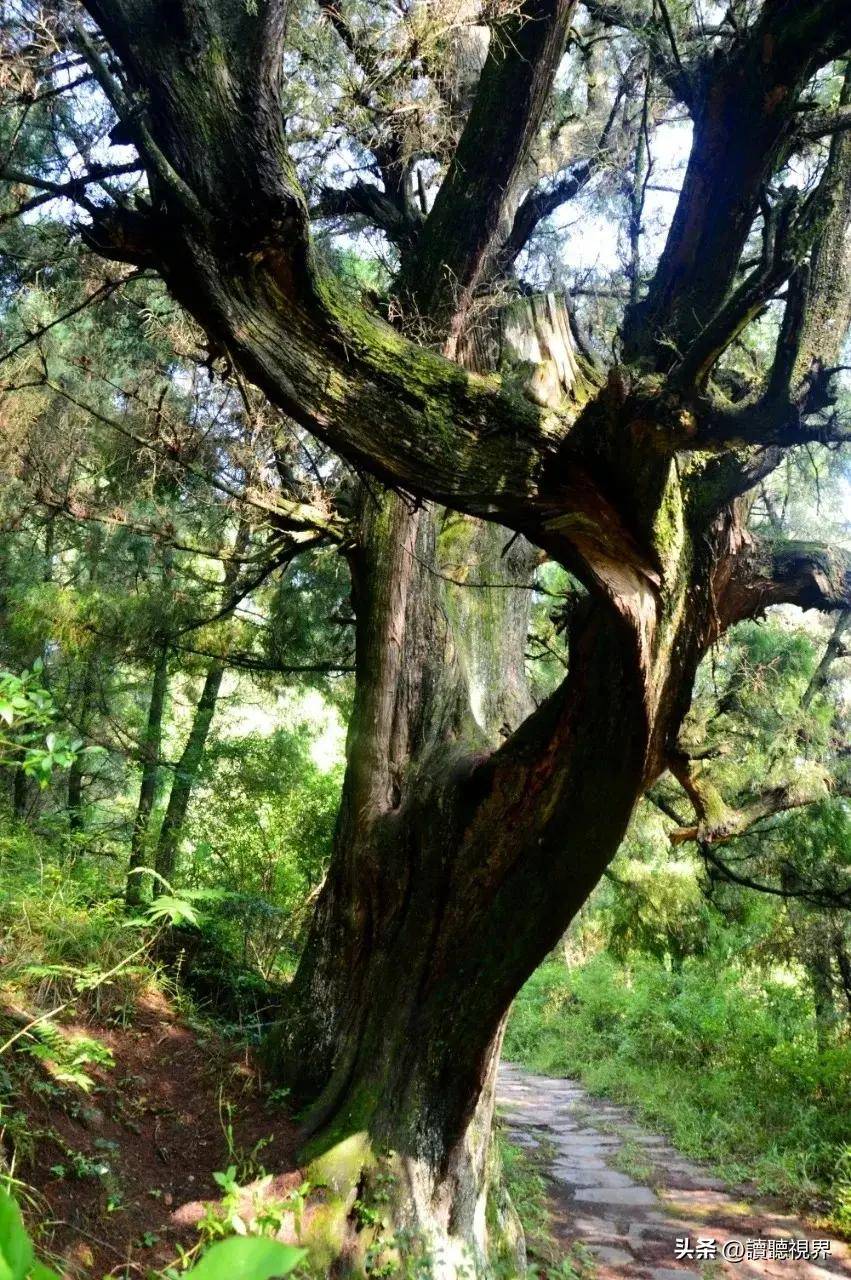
{"left": 66, "top": 657, "right": 97, "bottom": 837}
{"left": 627, "top": 65, "right": 651, "bottom": 306}
{"left": 154, "top": 660, "right": 225, "bottom": 881}
{"left": 126, "top": 642, "right": 170, "bottom": 905}
{"left": 153, "top": 515, "right": 249, "bottom": 882}
{"left": 65, "top": 524, "right": 105, "bottom": 839}
{"left": 834, "top": 929, "right": 851, "bottom": 1022}
{"left": 808, "top": 949, "right": 836, "bottom": 1050}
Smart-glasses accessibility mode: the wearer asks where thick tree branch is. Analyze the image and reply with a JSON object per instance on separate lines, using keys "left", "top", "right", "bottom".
{"left": 311, "top": 180, "right": 420, "bottom": 243}
{"left": 797, "top": 102, "right": 851, "bottom": 141}
{"left": 668, "top": 751, "right": 847, "bottom": 850}
{"left": 492, "top": 53, "right": 632, "bottom": 277}
{"left": 801, "top": 609, "right": 851, "bottom": 712}
{"left": 667, "top": 80, "right": 851, "bottom": 466}
{"left": 71, "top": 3, "right": 603, "bottom": 540}
{"left": 71, "top": 18, "right": 208, "bottom": 226}
{"left": 671, "top": 191, "right": 805, "bottom": 390}
{"left": 399, "top": 0, "right": 578, "bottom": 343}
{"left": 0, "top": 161, "right": 142, "bottom": 225}
{"left": 718, "top": 538, "right": 851, "bottom": 632}
{"left": 69, "top": 0, "right": 847, "bottom": 644}
{"left": 496, "top": 161, "right": 594, "bottom": 273}
{"left": 779, "top": 67, "right": 851, "bottom": 392}
{"left": 670, "top": 782, "right": 837, "bottom": 846}
{"left": 697, "top": 842, "right": 851, "bottom": 909}
{"left": 314, "top": 0, "right": 414, "bottom": 214}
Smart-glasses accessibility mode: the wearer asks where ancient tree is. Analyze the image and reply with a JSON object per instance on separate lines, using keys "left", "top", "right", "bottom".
{"left": 4, "top": 0, "right": 851, "bottom": 1272}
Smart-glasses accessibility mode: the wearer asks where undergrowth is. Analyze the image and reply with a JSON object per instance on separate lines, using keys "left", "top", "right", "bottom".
{"left": 0, "top": 820, "right": 315, "bottom": 1279}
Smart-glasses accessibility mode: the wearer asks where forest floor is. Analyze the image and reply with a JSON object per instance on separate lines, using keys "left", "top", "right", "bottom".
{"left": 497, "top": 1063, "right": 851, "bottom": 1280}
{"left": 5, "top": 990, "right": 304, "bottom": 1277}
{"left": 10, "top": 995, "right": 851, "bottom": 1279}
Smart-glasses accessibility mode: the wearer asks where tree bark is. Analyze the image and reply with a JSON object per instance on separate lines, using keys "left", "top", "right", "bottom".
{"left": 271, "top": 491, "right": 654, "bottom": 1271}
{"left": 66, "top": 755, "right": 85, "bottom": 834}
{"left": 66, "top": 656, "right": 97, "bottom": 837}
{"left": 270, "top": 302, "right": 660, "bottom": 1268}
{"left": 834, "top": 927, "right": 851, "bottom": 1021}
{"left": 11, "top": 764, "right": 30, "bottom": 820}
{"left": 804, "top": 935, "right": 838, "bottom": 1050}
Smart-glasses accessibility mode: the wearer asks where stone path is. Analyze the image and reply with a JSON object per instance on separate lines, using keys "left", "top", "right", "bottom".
{"left": 497, "top": 1063, "right": 851, "bottom": 1280}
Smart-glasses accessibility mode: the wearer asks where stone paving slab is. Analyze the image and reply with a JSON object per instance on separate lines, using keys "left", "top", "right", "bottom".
{"left": 497, "top": 1063, "right": 851, "bottom": 1280}
{"left": 574, "top": 1186, "right": 660, "bottom": 1207}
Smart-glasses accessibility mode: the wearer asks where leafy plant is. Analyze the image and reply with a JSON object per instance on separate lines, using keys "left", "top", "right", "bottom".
{"left": 0, "top": 1189, "right": 305, "bottom": 1280}
{"left": 184, "top": 1236, "right": 305, "bottom": 1279}
{"left": 0, "top": 1188, "right": 60, "bottom": 1280}
{"left": 0, "top": 664, "right": 90, "bottom": 787}
{"left": 21, "top": 1024, "right": 113, "bottom": 1092}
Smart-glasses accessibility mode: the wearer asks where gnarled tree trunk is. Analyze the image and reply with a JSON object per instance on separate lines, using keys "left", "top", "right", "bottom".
{"left": 270, "top": 302, "right": 658, "bottom": 1270}
{"left": 272, "top": 498, "right": 658, "bottom": 1272}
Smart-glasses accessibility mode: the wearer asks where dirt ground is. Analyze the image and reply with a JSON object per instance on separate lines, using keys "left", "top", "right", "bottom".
{"left": 5, "top": 991, "right": 303, "bottom": 1277}
{"left": 10, "top": 1010, "right": 850, "bottom": 1279}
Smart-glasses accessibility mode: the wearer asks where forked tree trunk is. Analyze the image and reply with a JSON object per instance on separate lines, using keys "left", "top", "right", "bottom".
{"left": 268, "top": 299, "right": 664, "bottom": 1272}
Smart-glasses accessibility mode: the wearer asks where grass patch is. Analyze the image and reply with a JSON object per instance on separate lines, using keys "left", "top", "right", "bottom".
{"left": 611, "top": 1140, "right": 653, "bottom": 1183}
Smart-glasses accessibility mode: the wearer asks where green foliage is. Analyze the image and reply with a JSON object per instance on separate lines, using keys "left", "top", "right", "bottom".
{"left": 321, "top": 245, "right": 391, "bottom": 304}
{"left": 0, "top": 665, "right": 84, "bottom": 787}
{"left": 0, "top": 1188, "right": 305, "bottom": 1280}
{"left": 0, "top": 1190, "right": 60, "bottom": 1280}
{"left": 20, "top": 1024, "right": 113, "bottom": 1093}
{"left": 497, "top": 1138, "right": 551, "bottom": 1247}
{"left": 184, "top": 1236, "right": 305, "bottom": 1279}
{"left": 183, "top": 726, "right": 342, "bottom": 977}
{"left": 0, "top": 824, "right": 143, "bottom": 999}
{"left": 197, "top": 1165, "right": 314, "bottom": 1248}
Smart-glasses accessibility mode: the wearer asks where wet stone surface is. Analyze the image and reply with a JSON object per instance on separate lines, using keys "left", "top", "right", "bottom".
{"left": 497, "top": 1063, "right": 851, "bottom": 1280}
